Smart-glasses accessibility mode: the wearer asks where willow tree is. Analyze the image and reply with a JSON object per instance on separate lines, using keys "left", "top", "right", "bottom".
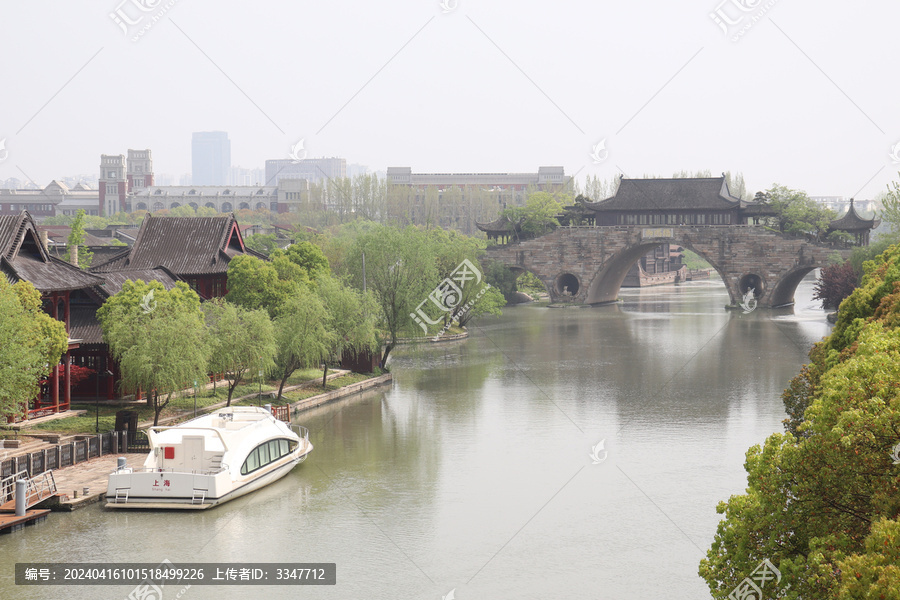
{"left": 97, "top": 280, "right": 208, "bottom": 426}
{"left": 0, "top": 279, "right": 67, "bottom": 417}
{"left": 272, "top": 289, "right": 333, "bottom": 402}
{"left": 316, "top": 275, "right": 378, "bottom": 383}
{"left": 203, "top": 298, "right": 277, "bottom": 406}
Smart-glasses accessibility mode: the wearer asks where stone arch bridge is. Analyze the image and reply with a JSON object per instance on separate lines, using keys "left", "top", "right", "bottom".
{"left": 486, "top": 225, "right": 851, "bottom": 308}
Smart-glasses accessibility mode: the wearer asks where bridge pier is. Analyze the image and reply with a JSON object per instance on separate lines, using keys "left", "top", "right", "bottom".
{"left": 486, "top": 226, "right": 850, "bottom": 309}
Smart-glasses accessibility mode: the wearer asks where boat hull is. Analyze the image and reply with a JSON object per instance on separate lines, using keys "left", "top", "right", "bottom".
{"left": 106, "top": 446, "right": 311, "bottom": 510}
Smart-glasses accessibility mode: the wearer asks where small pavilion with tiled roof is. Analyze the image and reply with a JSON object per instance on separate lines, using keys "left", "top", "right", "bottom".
{"left": 475, "top": 215, "right": 523, "bottom": 244}
{"left": 0, "top": 211, "right": 106, "bottom": 420}
{"left": 827, "top": 198, "right": 880, "bottom": 246}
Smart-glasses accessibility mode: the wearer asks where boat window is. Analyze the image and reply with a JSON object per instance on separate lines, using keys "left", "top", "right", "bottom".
{"left": 240, "top": 438, "right": 295, "bottom": 475}
{"left": 241, "top": 448, "right": 260, "bottom": 475}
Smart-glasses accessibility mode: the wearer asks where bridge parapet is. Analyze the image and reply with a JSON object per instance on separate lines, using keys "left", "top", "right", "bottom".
{"left": 485, "top": 225, "right": 851, "bottom": 308}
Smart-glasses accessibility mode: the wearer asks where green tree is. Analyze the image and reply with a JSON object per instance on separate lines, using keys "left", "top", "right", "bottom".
{"left": 0, "top": 280, "right": 68, "bottom": 417}
{"left": 316, "top": 275, "right": 379, "bottom": 381}
{"left": 344, "top": 225, "right": 438, "bottom": 365}
{"left": 203, "top": 299, "right": 277, "bottom": 406}
{"left": 244, "top": 233, "right": 279, "bottom": 256}
{"left": 501, "top": 191, "right": 565, "bottom": 239}
{"left": 225, "top": 254, "right": 306, "bottom": 317}
{"left": 282, "top": 241, "right": 331, "bottom": 281}
{"left": 700, "top": 241, "right": 900, "bottom": 600}
{"left": 63, "top": 209, "right": 94, "bottom": 268}
{"left": 272, "top": 290, "right": 333, "bottom": 402}
{"left": 759, "top": 184, "right": 836, "bottom": 240}
{"left": 483, "top": 259, "right": 520, "bottom": 302}
{"left": 455, "top": 284, "right": 505, "bottom": 327}
{"left": 97, "top": 280, "right": 208, "bottom": 425}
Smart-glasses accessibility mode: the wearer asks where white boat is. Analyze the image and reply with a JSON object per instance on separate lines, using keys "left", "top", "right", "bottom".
{"left": 106, "top": 406, "right": 312, "bottom": 509}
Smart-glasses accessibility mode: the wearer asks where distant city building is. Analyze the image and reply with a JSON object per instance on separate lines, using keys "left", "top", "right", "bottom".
{"left": 228, "top": 165, "right": 266, "bottom": 186}
{"left": 1, "top": 180, "right": 101, "bottom": 218}
{"left": 127, "top": 149, "right": 154, "bottom": 194}
{"left": 131, "top": 178, "right": 308, "bottom": 214}
{"left": 192, "top": 132, "right": 231, "bottom": 185}
{"left": 386, "top": 165, "right": 572, "bottom": 205}
{"left": 811, "top": 195, "right": 878, "bottom": 217}
{"left": 98, "top": 154, "right": 127, "bottom": 215}
{"left": 347, "top": 163, "right": 370, "bottom": 179}
{"left": 265, "top": 157, "right": 346, "bottom": 185}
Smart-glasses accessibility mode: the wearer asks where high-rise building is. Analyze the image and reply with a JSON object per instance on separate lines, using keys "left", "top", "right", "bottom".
{"left": 265, "top": 157, "right": 346, "bottom": 185}
{"left": 127, "top": 149, "right": 154, "bottom": 198}
{"left": 192, "top": 132, "right": 231, "bottom": 185}
{"left": 98, "top": 154, "right": 127, "bottom": 216}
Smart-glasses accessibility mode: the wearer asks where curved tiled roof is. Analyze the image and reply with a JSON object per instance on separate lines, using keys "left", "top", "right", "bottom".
{"left": 829, "top": 199, "right": 880, "bottom": 231}
{"left": 0, "top": 212, "right": 105, "bottom": 292}
{"left": 585, "top": 177, "right": 753, "bottom": 211}
{"left": 90, "top": 214, "right": 248, "bottom": 276}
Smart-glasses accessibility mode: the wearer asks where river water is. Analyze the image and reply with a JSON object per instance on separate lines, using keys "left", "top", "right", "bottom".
{"left": 1, "top": 275, "right": 830, "bottom": 600}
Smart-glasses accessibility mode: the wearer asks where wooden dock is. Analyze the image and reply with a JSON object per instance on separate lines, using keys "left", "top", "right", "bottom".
{"left": 0, "top": 508, "right": 50, "bottom": 533}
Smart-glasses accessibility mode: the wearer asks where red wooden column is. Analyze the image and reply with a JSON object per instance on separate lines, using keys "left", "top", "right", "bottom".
{"left": 63, "top": 352, "right": 71, "bottom": 412}
{"left": 50, "top": 294, "right": 59, "bottom": 413}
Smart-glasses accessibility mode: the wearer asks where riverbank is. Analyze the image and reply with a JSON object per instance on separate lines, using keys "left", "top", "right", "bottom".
{"left": 0, "top": 371, "right": 392, "bottom": 520}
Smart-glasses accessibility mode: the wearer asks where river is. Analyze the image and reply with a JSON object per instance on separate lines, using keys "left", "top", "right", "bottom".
{"left": 1, "top": 274, "right": 830, "bottom": 599}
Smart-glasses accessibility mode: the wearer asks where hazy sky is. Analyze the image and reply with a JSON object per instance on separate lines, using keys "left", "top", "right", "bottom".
{"left": 0, "top": 0, "right": 897, "bottom": 198}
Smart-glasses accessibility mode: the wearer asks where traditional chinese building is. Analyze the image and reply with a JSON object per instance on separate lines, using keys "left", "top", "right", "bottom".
{"left": 89, "top": 214, "right": 263, "bottom": 299}
{"left": 0, "top": 211, "right": 106, "bottom": 420}
{"left": 583, "top": 176, "right": 773, "bottom": 226}
{"left": 827, "top": 198, "right": 880, "bottom": 246}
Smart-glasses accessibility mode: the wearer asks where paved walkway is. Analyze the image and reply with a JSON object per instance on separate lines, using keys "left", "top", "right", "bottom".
{"left": 50, "top": 454, "right": 145, "bottom": 510}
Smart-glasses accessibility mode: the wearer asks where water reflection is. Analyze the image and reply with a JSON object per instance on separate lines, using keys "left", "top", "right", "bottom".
{"left": 0, "top": 274, "right": 829, "bottom": 599}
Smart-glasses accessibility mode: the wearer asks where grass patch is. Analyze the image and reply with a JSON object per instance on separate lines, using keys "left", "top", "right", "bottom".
{"left": 24, "top": 371, "right": 378, "bottom": 434}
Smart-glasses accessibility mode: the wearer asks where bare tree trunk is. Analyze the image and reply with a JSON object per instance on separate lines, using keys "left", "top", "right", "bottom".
{"left": 322, "top": 364, "right": 328, "bottom": 388}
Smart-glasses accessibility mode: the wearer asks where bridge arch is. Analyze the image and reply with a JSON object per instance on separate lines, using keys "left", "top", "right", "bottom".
{"left": 767, "top": 266, "right": 818, "bottom": 308}
{"left": 584, "top": 237, "right": 733, "bottom": 305}
{"left": 484, "top": 225, "right": 850, "bottom": 310}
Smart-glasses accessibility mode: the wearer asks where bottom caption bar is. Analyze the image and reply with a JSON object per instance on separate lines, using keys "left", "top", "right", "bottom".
{"left": 16, "top": 563, "right": 336, "bottom": 585}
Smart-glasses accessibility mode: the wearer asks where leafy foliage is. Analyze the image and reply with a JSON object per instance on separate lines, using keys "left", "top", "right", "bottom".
{"left": 814, "top": 261, "right": 859, "bottom": 310}
{"left": 700, "top": 241, "right": 900, "bottom": 599}
{"left": 0, "top": 279, "right": 67, "bottom": 417}
{"left": 500, "top": 191, "right": 566, "bottom": 239}
{"left": 758, "top": 184, "right": 837, "bottom": 241}
{"left": 97, "top": 280, "right": 208, "bottom": 425}
{"left": 225, "top": 254, "right": 306, "bottom": 317}
{"left": 272, "top": 290, "right": 333, "bottom": 401}
{"left": 63, "top": 209, "right": 94, "bottom": 268}
{"left": 203, "top": 299, "right": 277, "bottom": 406}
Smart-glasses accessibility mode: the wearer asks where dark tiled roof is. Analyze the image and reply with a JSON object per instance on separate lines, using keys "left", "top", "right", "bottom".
{"left": 0, "top": 212, "right": 106, "bottom": 292}
{"left": 586, "top": 177, "right": 748, "bottom": 212}
{"left": 829, "top": 200, "right": 880, "bottom": 231}
{"left": 95, "top": 267, "right": 181, "bottom": 298}
{"left": 91, "top": 214, "right": 247, "bottom": 275}
{"left": 69, "top": 305, "right": 104, "bottom": 345}
{"left": 475, "top": 215, "right": 523, "bottom": 233}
